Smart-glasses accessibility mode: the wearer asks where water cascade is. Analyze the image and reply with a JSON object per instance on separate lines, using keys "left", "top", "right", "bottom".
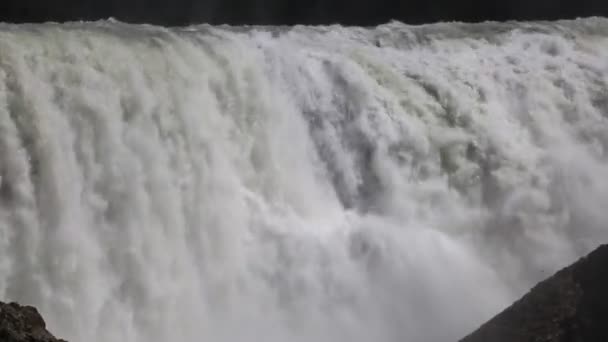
{"left": 1, "top": 18, "right": 608, "bottom": 342}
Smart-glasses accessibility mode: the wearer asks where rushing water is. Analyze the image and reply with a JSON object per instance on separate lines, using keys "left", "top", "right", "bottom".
{"left": 0, "top": 17, "right": 607, "bottom": 342}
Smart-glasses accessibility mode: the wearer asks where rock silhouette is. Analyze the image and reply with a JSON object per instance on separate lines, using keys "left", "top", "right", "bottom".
{"left": 0, "top": 302, "right": 66, "bottom": 342}
{"left": 461, "top": 245, "right": 608, "bottom": 342}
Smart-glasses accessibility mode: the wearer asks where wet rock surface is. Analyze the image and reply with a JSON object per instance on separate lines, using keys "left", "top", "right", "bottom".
{"left": 0, "top": 302, "right": 66, "bottom": 342}
{"left": 461, "top": 244, "right": 608, "bottom": 342}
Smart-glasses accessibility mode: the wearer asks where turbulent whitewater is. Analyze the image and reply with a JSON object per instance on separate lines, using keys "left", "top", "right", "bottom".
{"left": 1, "top": 17, "right": 608, "bottom": 342}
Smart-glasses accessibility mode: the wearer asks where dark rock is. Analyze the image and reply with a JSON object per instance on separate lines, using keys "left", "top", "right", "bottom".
{"left": 461, "top": 244, "right": 608, "bottom": 342}
{"left": 0, "top": 301, "right": 67, "bottom": 342}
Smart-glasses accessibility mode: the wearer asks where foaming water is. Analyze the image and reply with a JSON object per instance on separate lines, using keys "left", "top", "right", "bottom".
{"left": 0, "top": 17, "right": 607, "bottom": 342}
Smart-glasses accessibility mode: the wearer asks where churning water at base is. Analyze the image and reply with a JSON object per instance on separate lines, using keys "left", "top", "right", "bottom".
{"left": 0, "top": 17, "right": 607, "bottom": 342}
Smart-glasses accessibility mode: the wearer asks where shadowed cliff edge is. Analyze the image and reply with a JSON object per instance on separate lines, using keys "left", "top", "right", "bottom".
{"left": 0, "top": 302, "right": 66, "bottom": 342}
{"left": 461, "top": 244, "right": 608, "bottom": 342}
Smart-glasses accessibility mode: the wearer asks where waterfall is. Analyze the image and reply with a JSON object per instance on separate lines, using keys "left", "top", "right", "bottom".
{"left": 0, "top": 18, "right": 607, "bottom": 342}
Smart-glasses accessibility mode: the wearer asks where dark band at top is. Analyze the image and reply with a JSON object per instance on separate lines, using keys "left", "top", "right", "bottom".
{"left": 1, "top": 0, "right": 607, "bottom": 26}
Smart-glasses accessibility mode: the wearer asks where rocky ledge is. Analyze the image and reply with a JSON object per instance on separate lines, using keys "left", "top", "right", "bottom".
{"left": 461, "top": 244, "right": 608, "bottom": 342}
{"left": 0, "top": 302, "right": 66, "bottom": 342}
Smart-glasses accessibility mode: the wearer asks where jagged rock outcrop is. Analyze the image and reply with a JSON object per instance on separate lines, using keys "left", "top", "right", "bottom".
{"left": 0, "top": 302, "right": 66, "bottom": 342}
{"left": 461, "top": 244, "right": 608, "bottom": 342}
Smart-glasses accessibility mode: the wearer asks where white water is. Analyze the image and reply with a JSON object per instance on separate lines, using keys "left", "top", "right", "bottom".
{"left": 0, "top": 17, "right": 607, "bottom": 342}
